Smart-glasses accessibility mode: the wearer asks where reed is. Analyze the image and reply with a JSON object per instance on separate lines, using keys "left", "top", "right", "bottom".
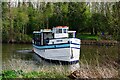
{"left": 2, "top": 58, "right": 119, "bottom": 79}
{"left": 2, "top": 59, "right": 69, "bottom": 78}
{"left": 69, "top": 63, "right": 118, "bottom": 79}
{"left": 69, "top": 53, "right": 119, "bottom": 79}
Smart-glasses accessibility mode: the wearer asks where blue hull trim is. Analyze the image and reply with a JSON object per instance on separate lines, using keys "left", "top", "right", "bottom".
{"left": 33, "top": 43, "right": 80, "bottom": 50}
{"left": 34, "top": 52, "right": 79, "bottom": 64}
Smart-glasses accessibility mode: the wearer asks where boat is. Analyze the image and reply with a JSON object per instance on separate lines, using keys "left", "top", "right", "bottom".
{"left": 32, "top": 26, "right": 81, "bottom": 64}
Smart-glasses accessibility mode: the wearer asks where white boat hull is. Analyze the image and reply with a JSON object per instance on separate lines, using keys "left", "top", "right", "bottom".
{"left": 33, "top": 47, "right": 80, "bottom": 62}
{"left": 33, "top": 41, "right": 80, "bottom": 63}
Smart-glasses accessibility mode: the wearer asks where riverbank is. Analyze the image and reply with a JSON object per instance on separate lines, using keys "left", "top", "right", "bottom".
{"left": 2, "top": 66, "right": 119, "bottom": 79}
{"left": 68, "top": 58, "right": 120, "bottom": 79}
{"left": 68, "top": 66, "right": 119, "bottom": 79}
{"left": 2, "top": 70, "right": 68, "bottom": 79}
{"left": 2, "top": 62, "right": 119, "bottom": 79}
{"left": 2, "top": 56, "right": 120, "bottom": 79}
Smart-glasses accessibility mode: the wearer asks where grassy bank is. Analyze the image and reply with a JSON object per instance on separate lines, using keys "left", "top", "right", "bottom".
{"left": 2, "top": 59, "right": 70, "bottom": 79}
{"left": 2, "top": 70, "right": 68, "bottom": 78}
{"left": 2, "top": 64, "right": 119, "bottom": 79}
{"left": 76, "top": 33, "right": 116, "bottom": 41}
{"left": 76, "top": 34, "right": 100, "bottom": 40}
{"left": 68, "top": 62, "right": 119, "bottom": 79}
{"left": 2, "top": 59, "right": 119, "bottom": 79}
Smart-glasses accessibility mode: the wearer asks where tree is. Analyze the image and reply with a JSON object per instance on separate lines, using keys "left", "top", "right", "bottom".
{"left": 90, "top": 13, "right": 108, "bottom": 35}
{"left": 112, "top": 2, "right": 120, "bottom": 40}
{"left": 68, "top": 2, "right": 89, "bottom": 33}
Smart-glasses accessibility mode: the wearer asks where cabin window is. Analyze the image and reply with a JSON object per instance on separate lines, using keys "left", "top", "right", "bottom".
{"left": 69, "top": 33, "right": 73, "bottom": 38}
{"left": 63, "top": 29, "right": 67, "bottom": 33}
{"left": 59, "top": 29, "right": 62, "bottom": 33}
{"left": 56, "top": 29, "right": 62, "bottom": 33}
{"left": 34, "top": 33, "right": 41, "bottom": 45}
{"left": 43, "top": 32, "right": 53, "bottom": 45}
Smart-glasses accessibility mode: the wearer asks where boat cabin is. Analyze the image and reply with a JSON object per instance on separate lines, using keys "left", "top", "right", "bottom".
{"left": 33, "top": 26, "right": 76, "bottom": 46}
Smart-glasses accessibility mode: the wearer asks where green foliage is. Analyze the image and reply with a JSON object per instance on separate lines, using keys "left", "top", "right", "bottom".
{"left": 14, "top": 33, "right": 32, "bottom": 43}
{"left": 2, "top": 70, "right": 18, "bottom": 78}
{"left": 2, "top": 70, "right": 67, "bottom": 78}
{"left": 112, "top": 2, "right": 120, "bottom": 41}
{"left": 2, "top": 2, "right": 120, "bottom": 42}
{"left": 90, "top": 13, "right": 108, "bottom": 35}
{"left": 68, "top": 2, "right": 88, "bottom": 32}
{"left": 0, "top": 76, "right": 2, "bottom": 80}
{"left": 23, "top": 71, "right": 40, "bottom": 78}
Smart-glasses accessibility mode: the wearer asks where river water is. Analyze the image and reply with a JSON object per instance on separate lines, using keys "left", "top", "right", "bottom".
{"left": 2, "top": 43, "right": 119, "bottom": 72}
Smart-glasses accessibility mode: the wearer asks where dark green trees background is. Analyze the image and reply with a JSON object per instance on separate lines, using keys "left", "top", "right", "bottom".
{"left": 2, "top": 2, "right": 120, "bottom": 43}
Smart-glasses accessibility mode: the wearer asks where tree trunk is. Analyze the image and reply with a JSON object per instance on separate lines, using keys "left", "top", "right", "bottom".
{"left": 90, "top": 28, "right": 93, "bottom": 35}
{"left": 47, "top": 18, "right": 49, "bottom": 29}
{"left": 94, "top": 28, "right": 98, "bottom": 35}
{"left": 8, "top": 2, "right": 14, "bottom": 43}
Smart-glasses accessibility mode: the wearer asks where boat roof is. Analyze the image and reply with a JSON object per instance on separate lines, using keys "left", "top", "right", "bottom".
{"left": 54, "top": 26, "right": 68, "bottom": 29}
{"left": 40, "top": 29, "right": 52, "bottom": 32}
{"left": 68, "top": 31, "right": 76, "bottom": 33}
{"left": 33, "top": 26, "right": 70, "bottom": 34}
{"left": 33, "top": 29, "right": 52, "bottom": 34}
{"left": 33, "top": 31, "right": 41, "bottom": 34}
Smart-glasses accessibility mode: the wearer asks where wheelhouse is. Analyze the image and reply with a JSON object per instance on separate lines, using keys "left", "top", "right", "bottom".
{"left": 33, "top": 29, "right": 53, "bottom": 46}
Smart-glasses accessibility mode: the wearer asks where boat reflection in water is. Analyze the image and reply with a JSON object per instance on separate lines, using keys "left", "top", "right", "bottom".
{"left": 33, "top": 53, "right": 80, "bottom": 72}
